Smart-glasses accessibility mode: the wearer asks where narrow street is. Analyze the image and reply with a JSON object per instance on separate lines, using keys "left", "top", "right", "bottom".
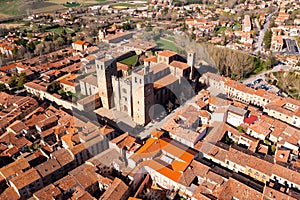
{"left": 255, "top": 8, "right": 278, "bottom": 53}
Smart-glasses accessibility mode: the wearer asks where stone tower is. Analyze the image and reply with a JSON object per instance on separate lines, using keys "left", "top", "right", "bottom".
{"left": 96, "top": 55, "right": 117, "bottom": 109}
{"left": 187, "top": 50, "right": 196, "bottom": 80}
{"left": 98, "top": 29, "right": 105, "bottom": 41}
{"left": 131, "top": 64, "right": 154, "bottom": 125}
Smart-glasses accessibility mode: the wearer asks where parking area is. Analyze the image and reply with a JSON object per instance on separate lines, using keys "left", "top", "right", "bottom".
{"left": 246, "top": 78, "right": 279, "bottom": 94}
{"left": 283, "top": 38, "right": 299, "bottom": 55}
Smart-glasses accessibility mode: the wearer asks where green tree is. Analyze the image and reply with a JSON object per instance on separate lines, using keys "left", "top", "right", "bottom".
{"left": 122, "top": 23, "right": 131, "bottom": 30}
{"left": 70, "top": 14, "right": 75, "bottom": 22}
{"left": 12, "top": 47, "right": 18, "bottom": 55}
{"left": 17, "top": 72, "right": 27, "bottom": 89}
{"left": 263, "top": 29, "right": 272, "bottom": 50}
{"left": 62, "top": 29, "right": 67, "bottom": 35}
{"left": 237, "top": 126, "right": 244, "bottom": 133}
{"left": 47, "top": 81, "right": 61, "bottom": 93}
{"left": 266, "top": 56, "right": 277, "bottom": 69}
{"left": 0, "top": 83, "right": 7, "bottom": 92}
{"left": 9, "top": 75, "right": 18, "bottom": 88}
{"left": 56, "top": 37, "right": 65, "bottom": 46}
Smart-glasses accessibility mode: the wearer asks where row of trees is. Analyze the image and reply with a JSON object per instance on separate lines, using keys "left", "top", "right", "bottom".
{"left": 263, "top": 29, "right": 272, "bottom": 50}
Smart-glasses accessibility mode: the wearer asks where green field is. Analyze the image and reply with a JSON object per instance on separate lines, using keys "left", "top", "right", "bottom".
{"left": 155, "top": 37, "right": 183, "bottom": 53}
{"left": 120, "top": 55, "right": 138, "bottom": 66}
{"left": 64, "top": 3, "right": 80, "bottom": 8}
{"left": 0, "top": 0, "right": 25, "bottom": 16}
{"left": 0, "top": 0, "right": 101, "bottom": 17}
{"left": 46, "top": 27, "right": 74, "bottom": 34}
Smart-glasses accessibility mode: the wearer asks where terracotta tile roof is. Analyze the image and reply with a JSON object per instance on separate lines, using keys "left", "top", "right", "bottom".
{"left": 73, "top": 40, "right": 86, "bottom": 45}
{"left": 54, "top": 175, "right": 77, "bottom": 192}
{"left": 275, "top": 148, "right": 290, "bottom": 163}
{"left": 273, "top": 164, "right": 300, "bottom": 186}
{"left": 24, "top": 81, "right": 47, "bottom": 91}
{"left": 158, "top": 50, "right": 177, "bottom": 57}
{"left": 100, "top": 125, "right": 115, "bottom": 135}
{"left": 206, "top": 171, "right": 225, "bottom": 185}
{"left": 199, "top": 110, "right": 210, "bottom": 118}
{"left": 69, "top": 164, "right": 99, "bottom": 190}
{"left": 0, "top": 132, "right": 32, "bottom": 149}
{"left": 10, "top": 168, "right": 41, "bottom": 190}
{"left": 103, "top": 31, "right": 132, "bottom": 41}
{"left": 51, "top": 148, "right": 74, "bottom": 166}
{"left": 153, "top": 74, "right": 178, "bottom": 89}
{"left": 0, "top": 157, "right": 30, "bottom": 179}
{"left": 35, "top": 115, "right": 58, "bottom": 130}
{"left": 40, "top": 128, "right": 55, "bottom": 138}
{"left": 247, "top": 155, "right": 273, "bottom": 176}
{"left": 197, "top": 98, "right": 208, "bottom": 108}
{"left": 248, "top": 121, "right": 272, "bottom": 137}
{"left": 217, "top": 178, "right": 262, "bottom": 200}
{"left": 208, "top": 96, "right": 231, "bottom": 107}
{"left": 169, "top": 61, "right": 190, "bottom": 70}
{"left": 227, "top": 147, "right": 250, "bottom": 167}
{"left": 204, "top": 72, "right": 224, "bottom": 82}
{"left": 35, "top": 159, "right": 61, "bottom": 178}
{"left": 198, "top": 142, "right": 227, "bottom": 162}
{"left": 33, "top": 184, "right": 61, "bottom": 200}
{"left": 76, "top": 191, "right": 95, "bottom": 200}
{"left": 142, "top": 159, "right": 182, "bottom": 182}
{"left": 100, "top": 177, "right": 129, "bottom": 200}
{"left": 150, "top": 62, "right": 169, "bottom": 74}
{"left": 130, "top": 137, "right": 195, "bottom": 172}
{"left": 150, "top": 129, "right": 165, "bottom": 138}
{"left": 144, "top": 56, "right": 157, "bottom": 63}
{"left": 263, "top": 186, "right": 296, "bottom": 200}
{"left": 266, "top": 104, "right": 294, "bottom": 117}
{"left": 77, "top": 93, "right": 100, "bottom": 106}
{"left": 110, "top": 132, "right": 140, "bottom": 152}
{"left": 0, "top": 187, "right": 20, "bottom": 199}
{"left": 117, "top": 62, "right": 130, "bottom": 71}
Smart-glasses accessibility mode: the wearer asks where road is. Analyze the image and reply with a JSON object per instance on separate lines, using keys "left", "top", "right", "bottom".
{"left": 255, "top": 8, "right": 278, "bottom": 53}
{"left": 242, "top": 64, "right": 292, "bottom": 84}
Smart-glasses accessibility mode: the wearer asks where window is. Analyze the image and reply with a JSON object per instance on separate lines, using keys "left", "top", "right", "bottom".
{"left": 122, "top": 88, "right": 127, "bottom": 94}
{"left": 140, "top": 79, "right": 142, "bottom": 84}
{"left": 135, "top": 77, "right": 137, "bottom": 83}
